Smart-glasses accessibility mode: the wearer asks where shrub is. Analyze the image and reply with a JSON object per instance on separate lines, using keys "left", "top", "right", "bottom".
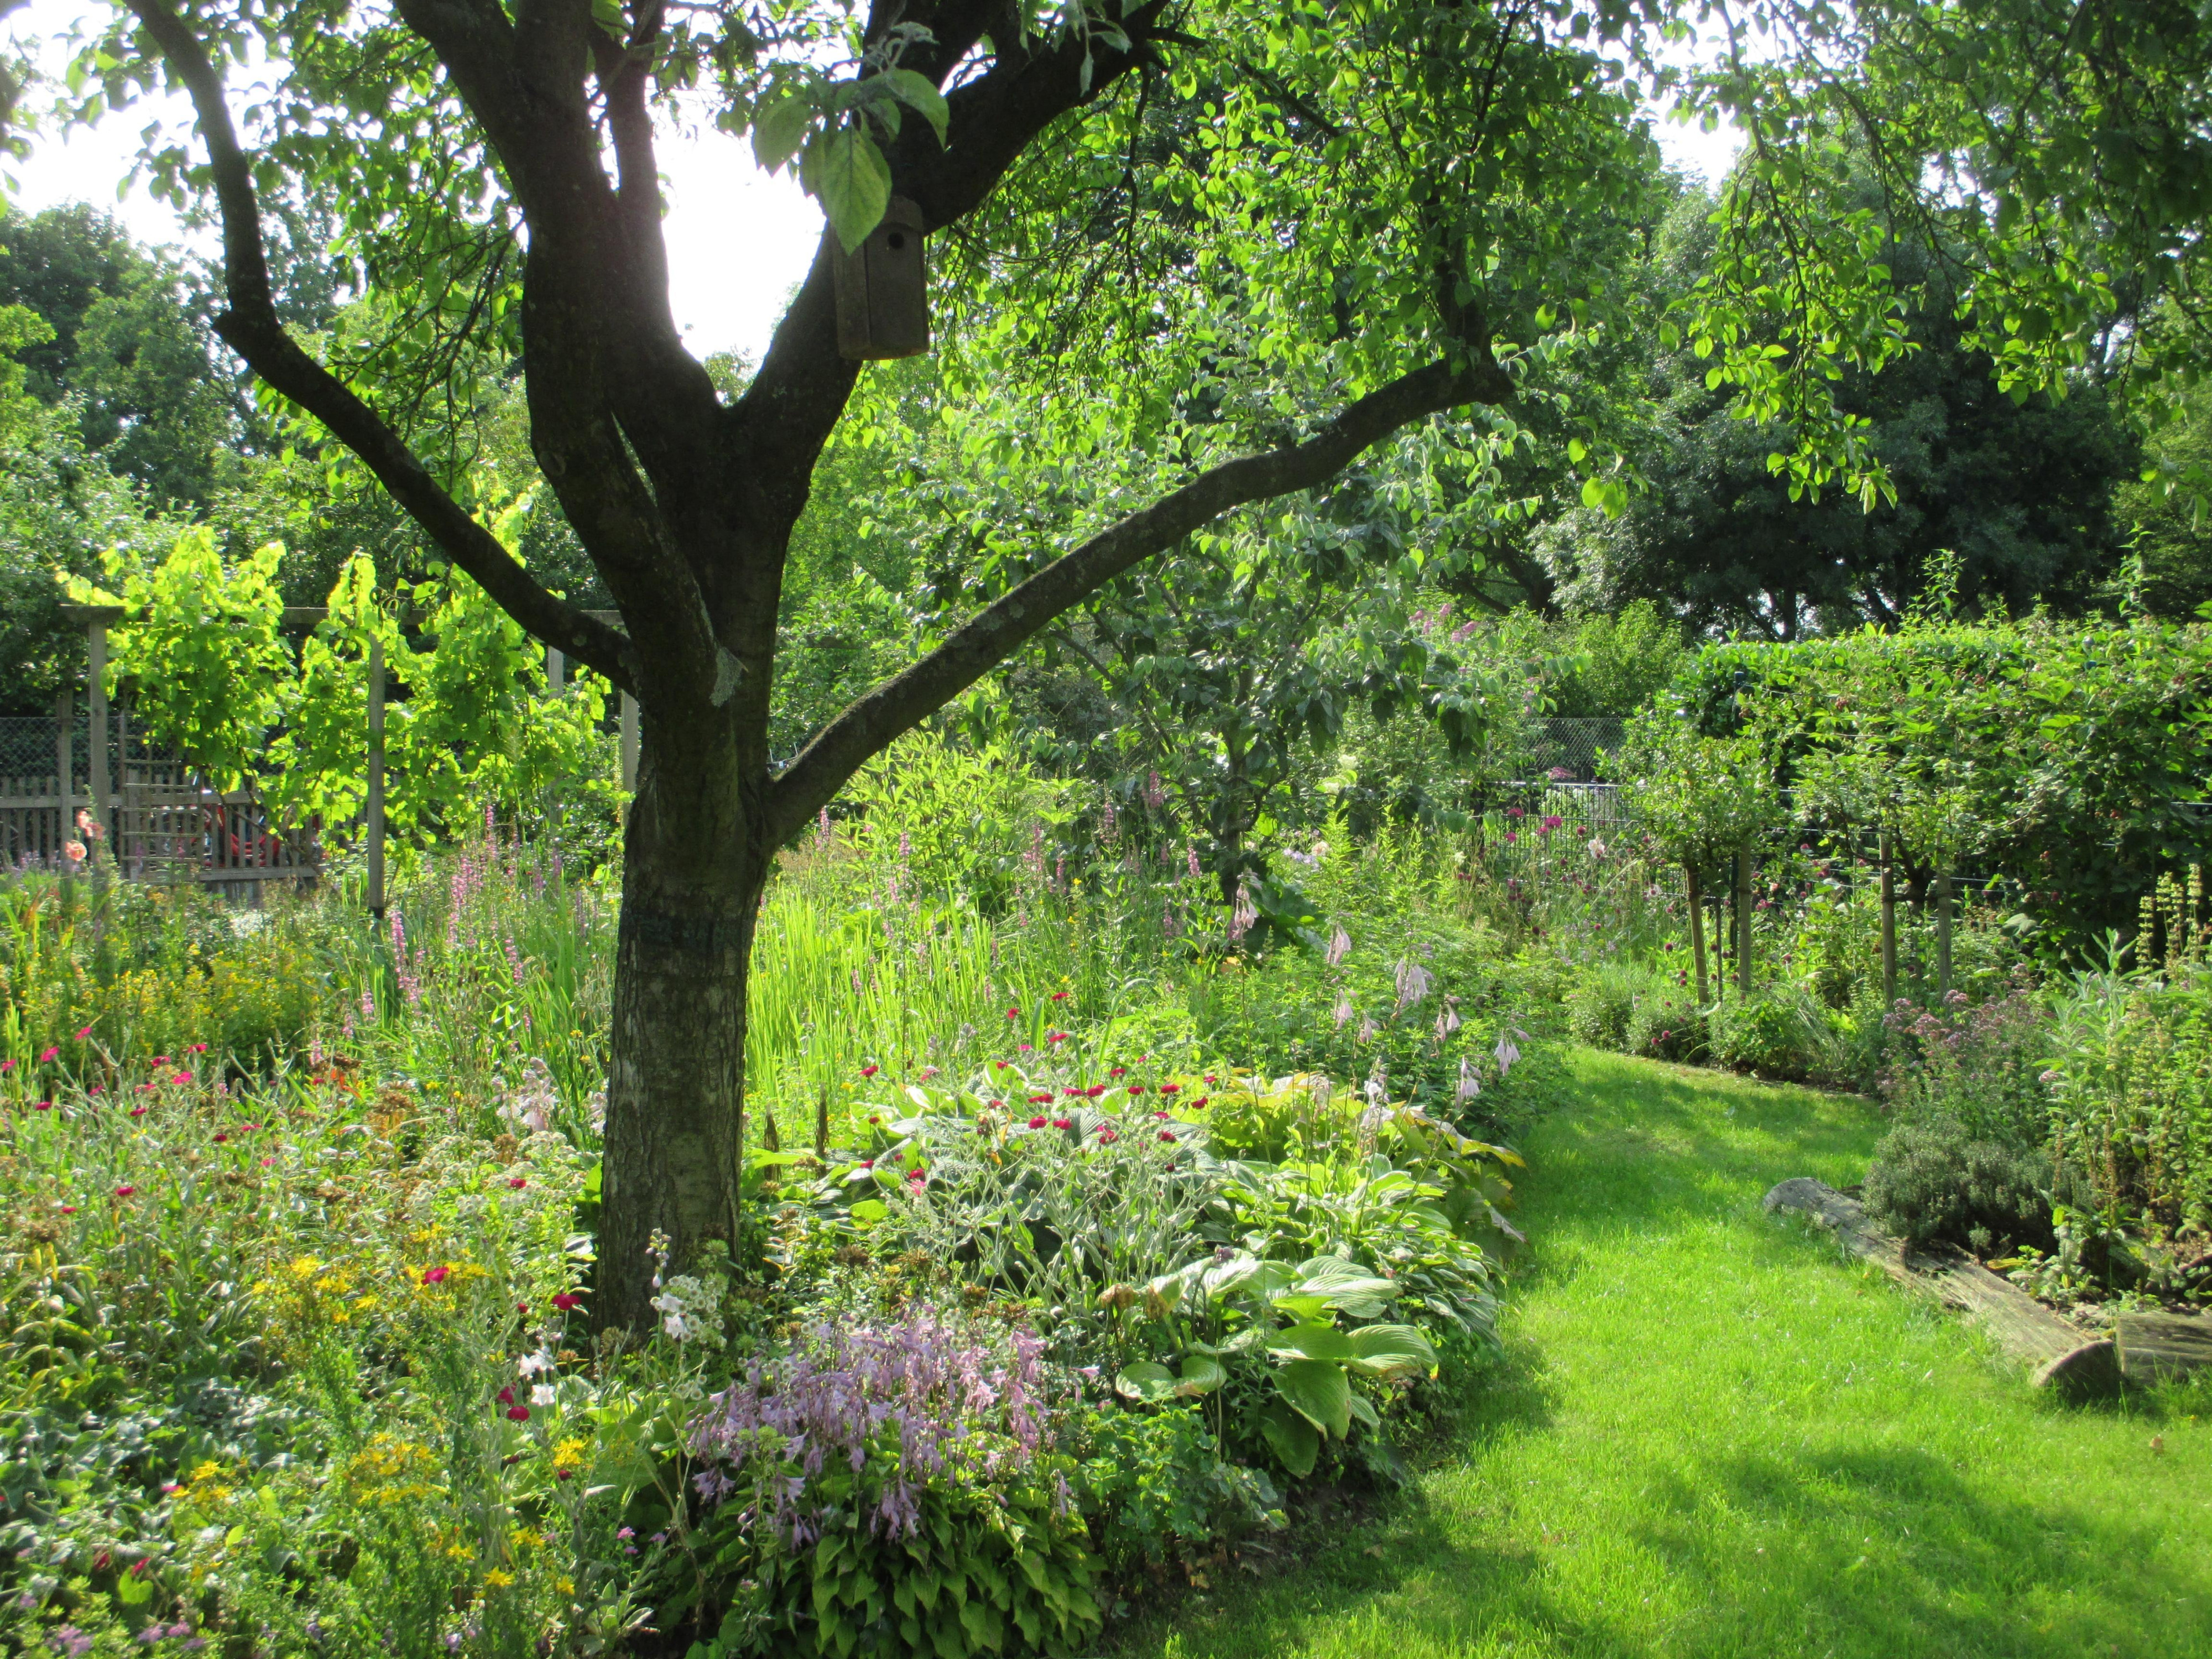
{"left": 1881, "top": 976, "right": 2054, "bottom": 1146}
{"left": 1863, "top": 1118, "right": 2054, "bottom": 1254}
{"left": 1624, "top": 989, "right": 1708, "bottom": 1065}
{"left": 1564, "top": 962, "right": 1640, "bottom": 1050}
{"left": 1708, "top": 988, "right": 1829, "bottom": 1081}
{"left": 1073, "top": 1404, "right": 1282, "bottom": 1573}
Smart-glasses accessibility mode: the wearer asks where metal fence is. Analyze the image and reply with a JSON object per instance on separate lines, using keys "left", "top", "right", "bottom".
{"left": 1522, "top": 717, "right": 1626, "bottom": 785}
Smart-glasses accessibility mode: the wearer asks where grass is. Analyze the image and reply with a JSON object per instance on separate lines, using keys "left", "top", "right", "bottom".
{"left": 1111, "top": 1048, "right": 2212, "bottom": 1659}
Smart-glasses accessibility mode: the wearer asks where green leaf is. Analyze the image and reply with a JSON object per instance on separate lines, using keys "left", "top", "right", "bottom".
{"left": 848, "top": 1198, "right": 888, "bottom": 1224}
{"left": 884, "top": 69, "right": 950, "bottom": 145}
{"left": 1258, "top": 1398, "right": 1321, "bottom": 1476}
{"left": 1114, "top": 1360, "right": 1178, "bottom": 1402}
{"left": 814, "top": 126, "right": 892, "bottom": 254}
{"left": 1275, "top": 1357, "right": 1353, "bottom": 1438}
{"left": 1266, "top": 1322, "right": 1358, "bottom": 1363}
{"left": 1345, "top": 1323, "right": 1438, "bottom": 1378}
{"left": 1175, "top": 1355, "right": 1228, "bottom": 1396}
{"left": 753, "top": 95, "right": 814, "bottom": 173}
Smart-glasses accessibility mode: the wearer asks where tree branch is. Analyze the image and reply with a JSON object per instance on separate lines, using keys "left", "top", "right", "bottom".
{"left": 124, "top": 0, "right": 637, "bottom": 691}
{"left": 768, "top": 353, "right": 1512, "bottom": 839}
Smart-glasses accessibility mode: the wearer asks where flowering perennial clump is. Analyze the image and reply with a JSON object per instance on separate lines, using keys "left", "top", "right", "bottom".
{"left": 688, "top": 1305, "right": 1060, "bottom": 1543}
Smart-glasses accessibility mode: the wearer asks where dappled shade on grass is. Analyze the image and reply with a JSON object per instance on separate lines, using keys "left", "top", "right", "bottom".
{"left": 1110, "top": 1051, "right": 2211, "bottom": 1659}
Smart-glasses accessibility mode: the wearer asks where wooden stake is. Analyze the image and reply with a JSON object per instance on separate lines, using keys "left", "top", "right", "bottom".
{"left": 1879, "top": 831, "right": 1898, "bottom": 1007}
{"left": 54, "top": 685, "right": 73, "bottom": 875}
{"left": 1936, "top": 864, "right": 1954, "bottom": 997}
{"left": 367, "top": 637, "right": 387, "bottom": 917}
{"left": 1736, "top": 846, "right": 1754, "bottom": 995}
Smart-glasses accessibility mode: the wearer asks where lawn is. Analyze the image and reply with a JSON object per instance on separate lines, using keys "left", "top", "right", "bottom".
{"left": 1111, "top": 1049, "right": 2212, "bottom": 1659}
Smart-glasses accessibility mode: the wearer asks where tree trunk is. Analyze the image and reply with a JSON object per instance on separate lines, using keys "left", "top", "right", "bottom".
{"left": 1879, "top": 830, "right": 1898, "bottom": 1007}
{"left": 596, "top": 705, "right": 769, "bottom": 1333}
{"left": 1685, "top": 861, "right": 1709, "bottom": 1004}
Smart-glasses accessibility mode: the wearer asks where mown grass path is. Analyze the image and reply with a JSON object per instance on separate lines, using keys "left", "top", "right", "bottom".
{"left": 1114, "top": 1050, "right": 2211, "bottom": 1659}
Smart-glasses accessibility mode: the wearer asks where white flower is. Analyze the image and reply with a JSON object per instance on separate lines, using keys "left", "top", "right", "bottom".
{"left": 518, "top": 1352, "right": 554, "bottom": 1377}
{"left": 530, "top": 1384, "right": 557, "bottom": 1407}
{"left": 1494, "top": 1031, "right": 1521, "bottom": 1076}
{"left": 1456, "top": 1057, "right": 1481, "bottom": 1104}
{"left": 1434, "top": 998, "right": 1462, "bottom": 1039}
{"left": 1394, "top": 958, "right": 1434, "bottom": 1010}
{"left": 1326, "top": 925, "right": 1352, "bottom": 967}
{"left": 1332, "top": 992, "right": 1355, "bottom": 1028}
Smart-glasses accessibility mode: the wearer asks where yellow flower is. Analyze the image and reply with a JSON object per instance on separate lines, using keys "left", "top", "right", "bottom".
{"left": 555, "top": 1575, "right": 576, "bottom": 1597}
{"left": 554, "top": 1438, "right": 588, "bottom": 1466}
{"left": 289, "top": 1255, "right": 323, "bottom": 1279}
{"left": 483, "top": 1569, "right": 515, "bottom": 1589}
{"left": 510, "top": 1526, "right": 543, "bottom": 1550}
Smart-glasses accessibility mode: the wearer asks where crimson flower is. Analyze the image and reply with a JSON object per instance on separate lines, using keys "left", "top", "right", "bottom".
{"left": 1050, "top": 990, "right": 1071, "bottom": 1002}
{"left": 1204, "top": 1075, "right": 1217, "bottom": 1086}
{"left": 858, "top": 1159, "right": 874, "bottom": 1169}
{"left": 552, "top": 1292, "right": 582, "bottom": 1311}
{"left": 1158, "top": 1131, "right": 1176, "bottom": 1144}
{"left": 74, "top": 1026, "right": 91, "bottom": 1040}
{"left": 212, "top": 1133, "right": 228, "bottom": 1144}
{"left": 422, "top": 1266, "right": 451, "bottom": 1285}
{"left": 1095, "top": 1127, "right": 1119, "bottom": 1144}
{"left": 114, "top": 1185, "right": 135, "bottom": 1198}
{"left": 1128, "top": 1084, "right": 1145, "bottom": 1095}
{"left": 1109, "top": 1067, "right": 1126, "bottom": 1078}
{"left": 1027, "top": 1117, "right": 1048, "bottom": 1129}
{"left": 1005, "top": 1006, "right": 1020, "bottom": 1019}
{"left": 37, "top": 1046, "right": 58, "bottom": 1063}
{"left": 1192, "top": 1097, "right": 1210, "bottom": 1110}
{"left": 497, "top": 1386, "right": 515, "bottom": 1404}
{"left": 860, "top": 1065, "right": 879, "bottom": 1078}
{"left": 187, "top": 1043, "right": 207, "bottom": 1054}
{"left": 1084, "top": 1085, "right": 1106, "bottom": 1098}
{"left": 507, "top": 1405, "right": 530, "bottom": 1422}
{"left": 1030, "top": 1093, "right": 1053, "bottom": 1103}
{"left": 1051, "top": 1118, "right": 1072, "bottom": 1130}
{"left": 508, "top": 1176, "right": 528, "bottom": 1190}
{"left": 128, "top": 1106, "right": 147, "bottom": 1118}
{"left": 1160, "top": 1082, "right": 1181, "bottom": 1094}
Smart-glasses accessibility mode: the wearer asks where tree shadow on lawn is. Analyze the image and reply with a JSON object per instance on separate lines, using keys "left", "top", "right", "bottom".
{"left": 1623, "top": 1439, "right": 2211, "bottom": 1659}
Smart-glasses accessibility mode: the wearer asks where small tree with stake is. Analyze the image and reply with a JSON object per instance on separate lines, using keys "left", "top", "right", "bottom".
{"left": 1618, "top": 707, "right": 1783, "bottom": 1004}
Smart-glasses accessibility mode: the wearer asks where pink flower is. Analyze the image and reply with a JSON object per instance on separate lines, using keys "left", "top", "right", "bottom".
{"left": 1157, "top": 1131, "right": 1176, "bottom": 1143}
{"left": 172, "top": 1071, "right": 192, "bottom": 1086}
{"left": 507, "top": 1176, "right": 528, "bottom": 1190}
{"left": 187, "top": 1043, "right": 207, "bottom": 1054}
{"left": 1095, "top": 1127, "right": 1119, "bottom": 1144}
{"left": 129, "top": 1106, "right": 147, "bottom": 1118}
{"left": 0, "top": 1060, "right": 11, "bottom": 1072}
{"left": 113, "top": 1185, "right": 135, "bottom": 1198}
{"left": 422, "top": 1266, "right": 451, "bottom": 1285}
{"left": 1160, "top": 1082, "right": 1180, "bottom": 1094}
{"left": 74, "top": 1026, "right": 91, "bottom": 1040}
{"left": 1005, "top": 1006, "right": 1020, "bottom": 1020}
{"left": 860, "top": 1064, "right": 879, "bottom": 1078}
{"left": 38, "top": 1046, "right": 58, "bottom": 1063}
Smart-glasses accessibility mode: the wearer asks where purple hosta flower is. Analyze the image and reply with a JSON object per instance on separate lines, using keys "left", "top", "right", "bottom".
{"left": 1326, "top": 924, "right": 1352, "bottom": 967}
{"left": 1455, "top": 1057, "right": 1481, "bottom": 1104}
{"left": 1394, "top": 958, "right": 1434, "bottom": 1011}
{"left": 1332, "top": 992, "right": 1355, "bottom": 1029}
{"left": 690, "top": 1305, "right": 1062, "bottom": 1545}
{"left": 1144, "top": 770, "right": 1166, "bottom": 810}
{"left": 898, "top": 828, "right": 912, "bottom": 864}
{"left": 1186, "top": 846, "right": 1201, "bottom": 881}
{"left": 1434, "top": 997, "right": 1463, "bottom": 1040}
{"left": 1494, "top": 1029, "right": 1522, "bottom": 1076}
{"left": 1100, "top": 794, "right": 1118, "bottom": 842}
{"left": 1358, "top": 1014, "right": 1378, "bottom": 1042}
{"left": 1161, "top": 905, "right": 1181, "bottom": 940}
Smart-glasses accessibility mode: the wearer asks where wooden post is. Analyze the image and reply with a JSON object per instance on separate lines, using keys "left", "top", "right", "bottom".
{"left": 1685, "top": 862, "right": 1709, "bottom": 1004}
{"left": 619, "top": 691, "right": 639, "bottom": 794}
{"left": 54, "top": 685, "right": 74, "bottom": 873}
{"left": 1936, "top": 864, "right": 1954, "bottom": 998}
{"left": 367, "top": 636, "right": 387, "bottom": 917}
{"left": 1736, "top": 846, "right": 1754, "bottom": 995}
{"left": 1879, "top": 830, "right": 1898, "bottom": 1007}
{"left": 87, "top": 619, "right": 109, "bottom": 835}
{"left": 546, "top": 646, "right": 565, "bottom": 695}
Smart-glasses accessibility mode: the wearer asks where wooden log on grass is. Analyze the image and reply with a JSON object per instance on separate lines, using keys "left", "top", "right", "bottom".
{"left": 2114, "top": 1312, "right": 2212, "bottom": 1384}
{"left": 1761, "top": 1178, "right": 2121, "bottom": 1396}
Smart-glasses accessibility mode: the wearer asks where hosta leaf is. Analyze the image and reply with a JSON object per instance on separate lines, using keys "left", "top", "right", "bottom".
{"left": 1345, "top": 1322, "right": 1438, "bottom": 1378}
{"left": 1275, "top": 1357, "right": 1353, "bottom": 1438}
{"left": 1175, "top": 1355, "right": 1227, "bottom": 1395}
{"left": 1114, "top": 1360, "right": 1177, "bottom": 1402}
{"left": 1258, "top": 1398, "right": 1320, "bottom": 1476}
{"left": 1266, "top": 1321, "right": 1358, "bottom": 1363}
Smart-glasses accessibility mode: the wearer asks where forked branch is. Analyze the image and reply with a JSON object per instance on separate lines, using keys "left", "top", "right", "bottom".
{"left": 123, "top": 0, "right": 637, "bottom": 690}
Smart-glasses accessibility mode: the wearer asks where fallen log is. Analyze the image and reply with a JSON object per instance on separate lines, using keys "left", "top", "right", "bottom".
{"left": 2115, "top": 1311, "right": 2212, "bottom": 1384}
{"left": 1761, "top": 1177, "right": 2120, "bottom": 1397}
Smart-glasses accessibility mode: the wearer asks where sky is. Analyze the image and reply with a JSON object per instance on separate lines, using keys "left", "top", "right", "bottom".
{"left": 3, "top": 0, "right": 1746, "bottom": 367}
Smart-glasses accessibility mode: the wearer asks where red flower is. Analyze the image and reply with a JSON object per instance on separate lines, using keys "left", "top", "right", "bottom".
{"left": 1084, "top": 1085, "right": 1106, "bottom": 1098}
{"left": 507, "top": 1405, "right": 530, "bottom": 1422}
{"left": 128, "top": 1105, "right": 147, "bottom": 1118}
{"left": 1128, "top": 1084, "right": 1145, "bottom": 1095}
{"left": 1051, "top": 1118, "right": 1072, "bottom": 1130}
{"left": 1154, "top": 1111, "right": 1170, "bottom": 1120}
{"left": 516, "top": 1303, "right": 530, "bottom": 1316}
{"left": 1109, "top": 1067, "right": 1126, "bottom": 1078}
{"left": 497, "top": 1386, "right": 515, "bottom": 1404}
{"left": 868, "top": 1114, "right": 881, "bottom": 1125}
{"left": 153, "top": 1055, "right": 169, "bottom": 1066}
{"left": 859, "top": 1159, "right": 874, "bottom": 1169}
{"left": 1160, "top": 1082, "right": 1181, "bottom": 1094}
{"left": 1027, "top": 1116, "right": 1048, "bottom": 1129}
{"left": 1192, "top": 1097, "right": 1209, "bottom": 1110}
{"left": 1158, "top": 1131, "right": 1177, "bottom": 1143}
{"left": 1050, "top": 990, "right": 1071, "bottom": 1002}
{"left": 1030, "top": 1093, "right": 1054, "bottom": 1104}
{"left": 113, "top": 1185, "right": 135, "bottom": 1198}
{"left": 556, "top": 1468, "right": 573, "bottom": 1482}
{"left": 212, "top": 1133, "right": 228, "bottom": 1144}
{"left": 1005, "top": 1006, "right": 1020, "bottom": 1019}
{"left": 552, "top": 1292, "right": 582, "bottom": 1311}
{"left": 34, "top": 1099, "right": 53, "bottom": 1112}
{"left": 187, "top": 1043, "right": 207, "bottom": 1054}
{"left": 1063, "top": 1088, "right": 1082, "bottom": 1098}
{"left": 987, "top": 1099, "right": 1004, "bottom": 1109}
{"left": 860, "top": 1065, "right": 879, "bottom": 1078}
{"left": 59, "top": 1204, "right": 76, "bottom": 1213}
{"left": 1204, "top": 1075, "right": 1217, "bottom": 1086}
{"left": 1095, "top": 1127, "right": 1119, "bottom": 1144}
{"left": 1047, "top": 1031, "right": 1068, "bottom": 1044}
{"left": 422, "top": 1266, "right": 451, "bottom": 1285}
{"left": 508, "top": 1176, "right": 528, "bottom": 1190}
{"left": 994, "top": 1060, "right": 1010, "bottom": 1070}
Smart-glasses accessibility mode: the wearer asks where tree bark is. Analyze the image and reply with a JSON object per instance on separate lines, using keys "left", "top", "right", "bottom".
{"left": 596, "top": 705, "right": 770, "bottom": 1329}
{"left": 1686, "top": 861, "right": 1709, "bottom": 1004}
{"left": 1935, "top": 863, "right": 1953, "bottom": 998}
{"left": 1735, "top": 845, "right": 1753, "bottom": 995}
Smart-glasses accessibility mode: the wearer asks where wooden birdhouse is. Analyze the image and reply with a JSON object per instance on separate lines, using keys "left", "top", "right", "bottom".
{"left": 834, "top": 196, "right": 930, "bottom": 361}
